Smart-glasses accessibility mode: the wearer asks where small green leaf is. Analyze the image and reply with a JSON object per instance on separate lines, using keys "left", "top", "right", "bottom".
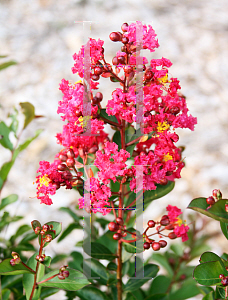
{"left": 2, "top": 289, "right": 11, "bottom": 300}
{"left": 84, "top": 242, "right": 117, "bottom": 261}
{"left": 99, "top": 109, "right": 118, "bottom": 124}
{"left": 39, "top": 221, "right": 62, "bottom": 247}
{"left": 188, "top": 198, "right": 228, "bottom": 223}
{"left": 220, "top": 221, "right": 228, "bottom": 239}
{"left": 0, "top": 161, "right": 13, "bottom": 189}
{"left": 69, "top": 251, "right": 83, "bottom": 271}
{"left": 107, "top": 262, "right": 117, "bottom": 271}
{"left": 169, "top": 279, "right": 200, "bottom": 300}
{"left": 23, "top": 252, "right": 45, "bottom": 300}
{"left": 0, "top": 121, "right": 13, "bottom": 150}
{"left": 202, "top": 291, "right": 215, "bottom": 300}
{"left": 38, "top": 269, "right": 90, "bottom": 291}
{"left": 31, "top": 220, "right": 41, "bottom": 231}
{"left": 0, "top": 194, "right": 18, "bottom": 210}
{"left": 19, "top": 102, "right": 35, "bottom": 129}
{"left": 10, "top": 224, "right": 31, "bottom": 243}
{"left": 193, "top": 260, "right": 228, "bottom": 286}
{"left": 58, "top": 222, "right": 82, "bottom": 242}
{"left": 124, "top": 264, "right": 159, "bottom": 292}
{"left": 152, "top": 253, "right": 174, "bottom": 277}
{"left": 0, "top": 61, "right": 17, "bottom": 71}
{"left": 0, "top": 259, "right": 34, "bottom": 275}
{"left": 215, "top": 285, "right": 225, "bottom": 299}
{"left": 149, "top": 275, "right": 171, "bottom": 295}
{"left": 41, "top": 256, "right": 52, "bottom": 268}
{"left": 59, "top": 207, "right": 80, "bottom": 222}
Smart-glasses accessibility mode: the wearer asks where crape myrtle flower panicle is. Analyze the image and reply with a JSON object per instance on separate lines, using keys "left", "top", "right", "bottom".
{"left": 166, "top": 205, "right": 190, "bottom": 242}
{"left": 36, "top": 160, "right": 72, "bottom": 205}
{"left": 72, "top": 38, "right": 104, "bottom": 78}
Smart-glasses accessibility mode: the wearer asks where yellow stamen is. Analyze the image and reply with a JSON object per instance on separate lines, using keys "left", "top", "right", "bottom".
{"left": 163, "top": 153, "right": 173, "bottom": 162}
{"left": 157, "top": 121, "right": 170, "bottom": 132}
{"left": 77, "top": 116, "right": 92, "bottom": 128}
{"left": 39, "top": 175, "right": 51, "bottom": 187}
{"left": 158, "top": 73, "right": 169, "bottom": 84}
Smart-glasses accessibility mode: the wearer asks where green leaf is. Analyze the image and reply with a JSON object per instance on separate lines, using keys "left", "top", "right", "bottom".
{"left": 215, "top": 285, "right": 225, "bottom": 299}
{"left": 1, "top": 274, "right": 22, "bottom": 290}
{"left": 59, "top": 207, "right": 80, "bottom": 222}
{"left": 112, "top": 131, "right": 121, "bottom": 150}
{"left": 84, "top": 258, "right": 109, "bottom": 285}
{"left": 2, "top": 289, "right": 11, "bottom": 300}
{"left": 84, "top": 242, "right": 117, "bottom": 261}
{"left": 0, "top": 161, "right": 13, "bottom": 189}
{"left": 126, "top": 289, "right": 146, "bottom": 300}
{"left": 123, "top": 238, "right": 144, "bottom": 253}
{"left": 23, "top": 253, "right": 45, "bottom": 300}
{"left": 193, "top": 260, "right": 228, "bottom": 286}
{"left": 0, "top": 61, "right": 17, "bottom": 71}
{"left": 100, "top": 109, "right": 118, "bottom": 124}
{"left": 41, "top": 256, "right": 52, "bottom": 268}
{"left": 152, "top": 253, "right": 174, "bottom": 277}
{"left": 75, "top": 286, "right": 108, "bottom": 300}
{"left": 149, "top": 275, "right": 171, "bottom": 295}
{"left": 126, "top": 144, "right": 135, "bottom": 156}
{"left": 107, "top": 262, "right": 117, "bottom": 271}
{"left": 69, "top": 251, "right": 83, "bottom": 271}
{"left": 220, "top": 221, "right": 228, "bottom": 239}
{"left": 31, "top": 220, "right": 41, "bottom": 231}
{"left": 38, "top": 269, "right": 90, "bottom": 291}
{"left": 0, "top": 259, "right": 34, "bottom": 275}
{"left": 10, "top": 225, "right": 31, "bottom": 244}
{"left": 96, "top": 230, "right": 118, "bottom": 254}
{"left": 39, "top": 221, "right": 62, "bottom": 247}
{"left": 200, "top": 251, "right": 223, "bottom": 264}
{"left": 188, "top": 198, "right": 228, "bottom": 223}
{"left": 0, "top": 194, "right": 18, "bottom": 210}
{"left": 145, "top": 294, "right": 168, "bottom": 300}
{"left": 51, "top": 254, "right": 68, "bottom": 265}
{"left": 8, "top": 107, "right": 19, "bottom": 134}
{"left": 0, "top": 121, "right": 13, "bottom": 150}
{"left": 144, "top": 182, "right": 175, "bottom": 209}
{"left": 124, "top": 263, "right": 159, "bottom": 292}
{"left": 202, "top": 291, "right": 215, "bottom": 300}
{"left": 40, "top": 287, "right": 59, "bottom": 299}
{"left": 58, "top": 222, "right": 82, "bottom": 242}
{"left": 12, "top": 129, "right": 43, "bottom": 161}
{"left": 169, "top": 279, "right": 200, "bottom": 300}
{"left": 19, "top": 102, "right": 35, "bottom": 129}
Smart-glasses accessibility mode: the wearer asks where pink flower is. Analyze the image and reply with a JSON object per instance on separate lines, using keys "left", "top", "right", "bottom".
{"left": 124, "top": 21, "right": 159, "bottom": 52}
{"left": 174, "top": 224, "right": 189, "bottom": 242}
{"left": 166, "top": 205, "right": 182, "bottom": 223}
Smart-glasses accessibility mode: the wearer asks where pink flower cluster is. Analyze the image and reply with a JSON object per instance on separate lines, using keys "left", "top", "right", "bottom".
{"left": 166, "top": 205, "right": 189, "bottom": 242}
{"left": 36, "top": 160, "right": 72, "bottom": 205}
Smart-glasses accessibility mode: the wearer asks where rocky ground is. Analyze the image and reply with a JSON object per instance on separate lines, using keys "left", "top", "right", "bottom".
{"left": 1, "top": 0, "right": 228, "bottom": 299}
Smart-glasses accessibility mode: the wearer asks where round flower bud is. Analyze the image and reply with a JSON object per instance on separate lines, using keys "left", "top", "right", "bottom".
{"left": 159, "top": 178, "right": 168, "bottom": 186}
{"left": 14, "top": 257, "right": 21, "bottom": 265}
{"left": 109, "top": 32, "right": 121, "bottom": 42}
{"left": 221, "top": 277, "right": 228, "bottom": 286}
{"left": 67, "top": 149, "right": 75, "bottom": 158}
{"left": 66, "top": 158, "right": 75, "bottom": 167}
{"left": 113, "top": 233, "right": 121, "bottom": 240}
{"left": 122, "top": 36, "right": 129, "bottom": 44}
{"left": 212, "top": 189, "right": 222, "bottom": 200}
{"left": 170, "top": 106, "right": 180, "bottom": 115}
{"left": 95, "top": 92, "right": 103, "bottom": 101}
{"left": 206, "top": 196, "right": 215, "bottom": 206}
{"left": 43, "top": 224, "right": 49, "bottom": 232}
{"left": 116, "top": 217, "right": 124, "bottom": 226}
{"left": 225, "top": 204, "right": 228, "bottom": 212}
{"left": 117, "top": 56, "right": 125, "bottom": 64}
{"left": 10, "top": 259, "right": 16, "bottom": 266}
{"left": 108, "top": 222, "right": 118, "bottom": 232}
{"left": 112, "top": 57, "right": 118, "bottom": 65}
{"left": 143, "top": 242, "right": 150, "bottom": 250}
{"left": 45, "top": 234, "right": 52, "bottom": 243}
{"left": 94, "top": 66, "right": 103, "bottom": 76}
{"left": 152, "top": 242, "right": 161, "bottom": 251}
{"left": 36, "top": 255, "right": 41, "bottom": 261}
{"left": 159, "top": 240, "right": 167, "bottom": 248}
{"left": 168, "top": 232, "right": 177, "bottom": 239}
{"left": 147, "top": 220, "right": 155, "bottom": 228}
{"left": 219, "top": 274, "right": 225, "bottom": 279}
{"left": 165, "top": 224, "right": 175, "bottom": 230}
{"left": 62, "top": 270, "right": 70, "bottom": 278}
{"left": 57, "top": 164, "right": 67, "bottom": 171}
{"left": 34, "top": 226, "right": 41, "bottom": 235}
{"left": 58, "top": 274, "right": 65, "bottom": 280}
{"left": 92, "top": 74, "right": 99, "bottom": 81}
{"left": 121, "top": 23, "right": 129, "bottom": 32}
{"left": 59, "top": 154, "right": 67, "bottom": 162}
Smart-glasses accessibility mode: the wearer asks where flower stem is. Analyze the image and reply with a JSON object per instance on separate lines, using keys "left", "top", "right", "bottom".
{"left": 37, "top": 273, "right": 59, "bottom": 285}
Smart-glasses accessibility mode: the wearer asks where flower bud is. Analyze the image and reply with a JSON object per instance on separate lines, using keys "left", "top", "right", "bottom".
{"left": 168, "top": 232, "right": 177, "bottom": 239}
{"left": 62, "top": 270, "right": 70, "bottom": 278}
{"left": 58, "top": 274, "right": 65, "bottom": 280}
{"left": 152, "top": 242, "right": 160, "bottom": 251}
{"left": 10, "top": 259, "right": 16, "bottom": 266}
{"left": 108, "top": 222, "right": 118, "bottom": 232}
{"left": 42, "top": 224, "right": 49, "bottom": 232}
{"left": 113, "top": 233, "right": 121, "bottom": 240}
{"left": 34, "top": 227, "right": 41, "bottom": 235}
{"left": 116, "top": 217, "right": 124, "bottom": 226}
{"left": 147, "top": 220, "right": 155, "bottom": 228}
{"left": 143, "top": 242, "right": 150, "bottom": 250}
{"left": 206, "top": 196, "right": 215, "bottom": 206}
{"left": 11, "top": 252, "right": 19, "bottom": 259}
{"left": 212, "top": 189, "right": 222, "bottom": 200}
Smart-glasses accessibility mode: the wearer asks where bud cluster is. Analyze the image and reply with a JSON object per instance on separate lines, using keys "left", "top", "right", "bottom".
{"left": 108, "top": 217, "right": 126, "bottom": 241}
{"left": 58, "top": 265, "right": 70, "bottom": 280}
{"left": 36, "top": 254, "right": 46, "bottom": 263}
{"left": 220, "top": 274, "right": 228, "bottom": 286}
{"left": 32, "top": 222, "right": 55, "bottom": 244}
{"left": 10, "top": 252, "right": 21, "bottom": 266}
{"left": 206, "top": 189, "right": 223, "bottom": 209}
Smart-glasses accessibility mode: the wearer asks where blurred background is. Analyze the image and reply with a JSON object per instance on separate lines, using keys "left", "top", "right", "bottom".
{"left": 0, "top": 0, "right": 228, "bottom": 298}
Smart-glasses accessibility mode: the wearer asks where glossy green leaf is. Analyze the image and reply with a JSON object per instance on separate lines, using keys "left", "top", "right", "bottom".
{"left": 40, "top": 287, "right": 59, "bottom": 299}
{"left": 0, "top": 61, "right": 17, "bottom": 71}
{"left": 59, "top": 207, "right": 80, "bottom": 222}
{"left": 31, "top": 220, "right": 41, "bottom": 231}
{"left": 193, "top": 260, "right": 228, "bottom": 286}
{"left": 199, "top": 251, "right": 226, "bottom": 266}
{"left": 216, "top": 286, "right": 225, "bottom": 299}
{"left": 0, "top": 259, "right": 34, "bottom": 275}
{"left": 188, "top": 198, "right": 228, "bottom": 223}
{"left": 84, "top": 258, "right": 109, "bottom": 285}
{"left": 23, "top": 252, "right": 45, "bottom": 300}
{"left": 124, "top": 263, "right": 159, "bottom": 292}
{"left": 51, "top": 254, "right": 68, "bottom": 265}
{"left": 0, "top": 194, "right": 18, "bottom": 210}
{"left": 220, "top": 221, "right": 228, "bottom": 239}
{"left": 2, "top": 288, "right": 11, "bottom": 300}
{"left": 0, "top": 121, "right": 13, "bottom": 150}
{"left": 68, "top": 251, "right": 83, "bottom": 271}
{"left": 84, "top": 242, "right": 117, "bottom": 261}
{"left": 96, "top": 230, "right": 118, "bottom": 254}
{"left": 1, "top": 274, "right": 22, "bottom": 290}
{"left": 100, "top": 109, "right": 118, "bottom": 124}
{"left": 42, "top": 256, "right": 52, "bottom": 268}
{"left": 202, "top": 291, "right": 215, "bottom": 300}
{"left": 0, "top": 161, "right": 13, "bottom": 189}
{"left": 149, "top": 275, "right": 171, "bottom": 295}
{"left": 38, "top": 269, "right": 90, "bottom": 291}
{"left": 123, "top": 238, "right": 144, "bottom": 253}
{"left": 126, "top": 289, "right": 146, "bottom": 300}
{"left": 19, "top": 102, "right": 35, "bottom": 129}
{"left": 10, "top": 225, "right": 31, "bottom": 243}
{"left": 107, "top": 262, "right": 117, "bottom": 271}
{"left": 145, "top": 294, "right": 168, "bottom": 300}
{"left": 152, "top": 253, "right": 174, "bottom": 277}
{"left": 169, "top": 279, "right": 200, "bottom": 300}
{"left": 58, "top": 222, "right": 82, "bottom": 242}
{"left": 75, "top": 286, "right": 108, "bottom": 300}
{"left": 112, "top": 131, "right": 121, "bottom": 150}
